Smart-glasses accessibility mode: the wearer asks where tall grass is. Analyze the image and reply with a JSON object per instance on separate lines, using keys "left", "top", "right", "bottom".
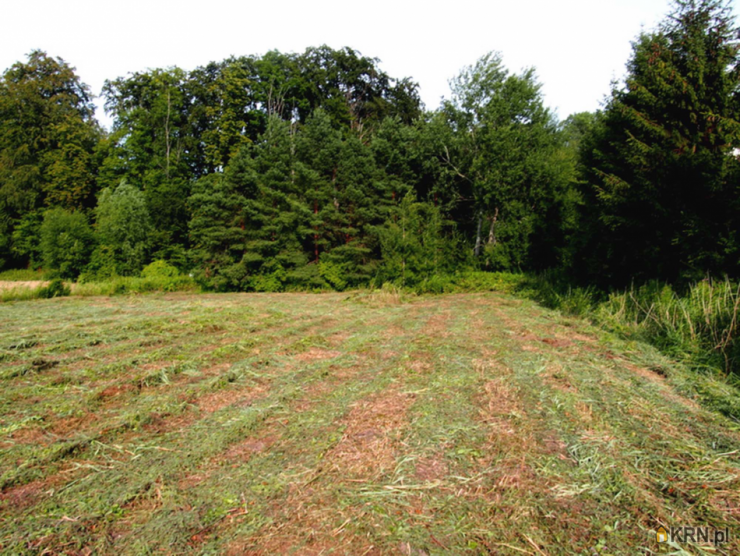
{"left": 74, "top": 275, "right": 198, "bottom": 296}
{"left": 0, "top": 275, "right": 198, "bottom": 302}
{"left": 595, "top": 279, "right": 740, "bottom": 375}
{"left": 0, "top": 268, "right": 46, "bottom": 281}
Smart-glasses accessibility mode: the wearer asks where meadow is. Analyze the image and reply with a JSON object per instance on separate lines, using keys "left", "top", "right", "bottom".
{"left": 1, "top": 290, "right": 739, "bottom": 554}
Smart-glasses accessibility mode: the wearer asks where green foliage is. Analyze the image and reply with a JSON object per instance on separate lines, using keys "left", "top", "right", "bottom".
{"left": 0, "top": 268, "right": 45, "bottom": 281}
{"left": 94, "top": 181, "right": 152, "bottom": 276}
{"left": 577, "top": 0, "right": 740, "bottom": 285}
{"left": 376, "top": 193, "right": 457, "bottom": 288}
{"left": 595, "top": 279, "right": 740, "bottom": 375}
{"left": 249, "top": 269, "right": 286, "bottom": 293}
{"left": 74, "top": 275, "right": 197, "bottom": 296}
{"left": 9, "top": 211, "right": 44, "bottom": 268}
{"left": 0, "top": 51, "right": 99, "bottom": 269}
{"left": 442, "top": 52, "right": 577, "bottom": 270}
{"left": 188, "top": 172, "right": 249, "bottom": 291}
{"left": 38, "top": 279, "right": 71, "bottom": 299}
{"left": 141, "top": 260, "right": 180, "bottom": 279}
{"left": 40, "top": 208, "right": 94, "bottom": 279}
{"left": 318, "top": 260, "right": 347, "bottom": 291}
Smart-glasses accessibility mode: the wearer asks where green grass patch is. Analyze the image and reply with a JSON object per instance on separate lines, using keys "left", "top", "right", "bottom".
{"left": 0, "top": 292, "right": 738, "bottom": 554}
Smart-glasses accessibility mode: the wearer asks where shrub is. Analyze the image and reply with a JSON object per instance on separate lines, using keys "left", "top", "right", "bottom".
{"left": 141, "top": 260, "right": 180, "bottom": 279}
{"left": 40, "top": 208, "right": 94, "bottom": 279}
{"left": 38, "top": 279, "right": 71, "bottom": 299}
{"left": 319, "top": 260, "right": 347, "bottom": 291}
{"left": 95, "top": 181, "right": 152, "bottom": 276}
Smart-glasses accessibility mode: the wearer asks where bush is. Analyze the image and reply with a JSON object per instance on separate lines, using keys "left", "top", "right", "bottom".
{"left": 38, "top": 279, "right": 70, "bottom": 299}
{"left": 95, "top": 181, "right": 152, "bottom": 276}
{"left": 141, "top": 260, "right": 181, "bottom": 279}
{"left": 319, "top": 260, "right": 347, "bottom": 291}
{"left": 40, "top": 208, "right": 94, "bottom": 279}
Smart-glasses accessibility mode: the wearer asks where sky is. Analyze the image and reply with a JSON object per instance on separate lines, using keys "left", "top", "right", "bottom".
{"left": 2, "top": 0, "right": 738, "bottom": 127}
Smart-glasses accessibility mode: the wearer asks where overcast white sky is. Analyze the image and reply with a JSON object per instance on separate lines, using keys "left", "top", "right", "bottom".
{"left": 2, "top": 0, "right": 739, "bottom": 127}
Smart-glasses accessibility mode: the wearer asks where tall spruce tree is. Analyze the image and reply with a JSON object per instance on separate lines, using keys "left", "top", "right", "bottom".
{"left": 188, "top": 171, "right": 250, "bottom": 291}
{"left": 578, "top": 0, "right": 740, "bottom": 285}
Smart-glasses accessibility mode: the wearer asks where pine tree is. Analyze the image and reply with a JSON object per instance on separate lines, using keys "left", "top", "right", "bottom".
{"left": 578, "top": 0, "right": 740, "bottom": 285}
{"left": 188, "top": 172, "right": 250, "bottom": 291}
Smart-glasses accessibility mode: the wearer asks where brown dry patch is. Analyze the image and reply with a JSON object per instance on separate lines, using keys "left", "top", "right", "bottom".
{"left": 325, "top": 360, "right": 368, "bottom": 382}
{"left": 623, "top": 361, "right": 666, "bottom": 384}
{"left": 476, "top": 380, "right": 548, "bottom": 479}
{"left": 516, "top": 332, "right": 543, "bottom": 353}
{"left": 192, "top": 362, "right": 231, "bottom": 380}
{"left": 221, "top": 435, "right": 277, "bottom": 462}
{"left": 195, "top": 384, "right": 269, "bottom": 413}
{"left": 232, "top": 495, "right": 375, "bottom": 556}
{"left": 479, "top": 379, "right": 521, "bottom": 423}
{"left": 325, "top": 331, "right": 350, "bottom": 348}
{"left": 406, "top": 351, "right": 433, "bottom": 374}
{"left": 467, "top": 318, "right": 491, "bottom": 342}
{"left": 622, "top": 361, "right": 701, "bottom": 411}
{"left": 324, "top": 387, "right": 415, "bottom": 481}
{"left": 380, "top": 323, "right": 407, "bottom": 342}
{"left": 141, "top": 412, "right": 196, "bottom": 435}
{"left": 47, "top": 412, "right": 98, "bottom": 438}
{"left": 176, "top": 428, "right": 279, "bottom": 492}
{"left": 291, "top": 380, "right": 335, "bottom": 413}
{"left": 295, "top": 347, "right": 342, "bottom": 362}
{"left": 472, "top": 349, "right": 511, "bottom": 378}
{"left": 570, "top": 332, "right": 598, "bottom": 344}
{"left": 422, "top": 311, "right": 451, "bottom": 338}
{"left": 575, "top": 402, "right": 595, "bottom": 424}
{"left": 709, "top": 488, "right": 740, "bottom": 518}
{"left": 488, "top": 458, "right": 540, "bottom": 493}
{"left": 0, "top": 472, "right": 68, "bottom": 511}
{"left": 414, "top": 453, "right": 448, "bottom": 482}
{"left": 542, "top": 365, "right": 577, "bottom": 393}
{"left": 7, "top": 426, "right": 49, "bottom": 446}
{"left": 541, "top": 337, "right": 574, "bottom": 349}
{"left": 0, "top": 280, "right": 49, "bottom": 292}
{"left": 177, "top": 472, "right": 207, "bottom": 490}
{"left": 94, "top": 383, "right": 136, "bottom": 401}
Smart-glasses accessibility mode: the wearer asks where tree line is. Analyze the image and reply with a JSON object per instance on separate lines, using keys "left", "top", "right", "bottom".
{"left": 1, "top": 0, "right": 739, "bottom": 291}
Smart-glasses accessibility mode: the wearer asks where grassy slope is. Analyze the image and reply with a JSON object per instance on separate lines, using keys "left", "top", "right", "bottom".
{"left": 0, "top": 292, "right": 738, "bottom": 555}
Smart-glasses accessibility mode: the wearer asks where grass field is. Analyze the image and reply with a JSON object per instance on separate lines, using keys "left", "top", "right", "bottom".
{"left": 0, "top": 291, "right": 739, "bottom": 555}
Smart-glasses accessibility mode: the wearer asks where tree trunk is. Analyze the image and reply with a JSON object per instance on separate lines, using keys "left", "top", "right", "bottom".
{"left": 487, "top": 207, "right": 499, "bottom": 246}
{"left": 165, "top": 89, "right": 171, "bottom": 179}
{"left": 474, "top": 212, "right": 483, "bottom": 257}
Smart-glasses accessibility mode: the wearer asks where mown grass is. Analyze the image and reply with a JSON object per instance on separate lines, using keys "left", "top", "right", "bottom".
{"left": 0, "top": 292, "right": 739, "bottom": 554}
{"left": 417, "top": 272, "right": 740, "bottom": 415}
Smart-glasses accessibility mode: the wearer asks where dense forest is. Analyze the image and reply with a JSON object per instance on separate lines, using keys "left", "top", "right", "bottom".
{"left": 1, "top": 0, "right": 739, "bottom": 293}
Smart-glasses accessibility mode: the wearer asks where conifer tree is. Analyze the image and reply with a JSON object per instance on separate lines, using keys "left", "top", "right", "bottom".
{"left": 579, "top": 0, "right": 740, "bottom": 285}
{"left": 188, "top": 171, "right": 250, "bottom": 290}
